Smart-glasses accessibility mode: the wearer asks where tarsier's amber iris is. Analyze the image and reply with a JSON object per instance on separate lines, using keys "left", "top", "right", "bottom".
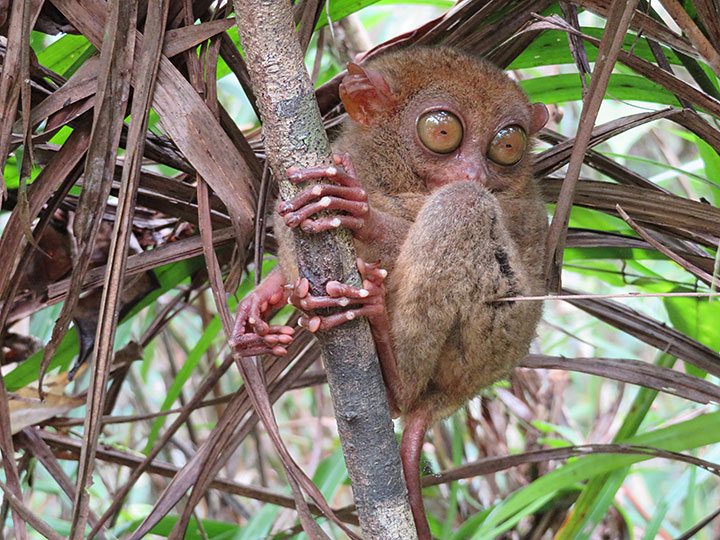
{"left": 487, "top": 125, "right": 527, "bottom": 165}
{"left": 416, "top": 110, "right": 463, "bottom": 154}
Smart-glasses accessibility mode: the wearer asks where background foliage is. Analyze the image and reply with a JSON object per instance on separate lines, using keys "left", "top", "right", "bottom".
{"left": 1, "top": 0, "right": 720, "bottom": 539}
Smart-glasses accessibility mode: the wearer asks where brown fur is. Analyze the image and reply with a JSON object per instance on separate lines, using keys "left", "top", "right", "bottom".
{"left": 386, "top": 181, "right": 544, "bottom": 422}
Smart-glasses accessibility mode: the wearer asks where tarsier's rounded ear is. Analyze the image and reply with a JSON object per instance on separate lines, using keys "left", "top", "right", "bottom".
{"left": 339, "top": 63, "right": 395, "bottom": 126}
{"left": 529, "top": 102, "right": 549, "bottom": 134}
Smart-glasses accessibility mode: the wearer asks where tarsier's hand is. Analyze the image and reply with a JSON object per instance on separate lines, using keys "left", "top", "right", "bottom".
{"left": 278, "top": 153, "right": 370, "bottom": 235}
{"left": 289, "top": 258, "right": 388, "bottom": 333}
{"left": 229, "top": 269, "right": 295, "bottom": 357}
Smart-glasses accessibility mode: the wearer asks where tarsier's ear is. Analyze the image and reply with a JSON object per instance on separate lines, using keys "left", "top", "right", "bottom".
{"left": 339, "top": 62, "right": 395, "bottom": 126}
{"left": 529, "top": 102, "right": 549, "bottom": 134}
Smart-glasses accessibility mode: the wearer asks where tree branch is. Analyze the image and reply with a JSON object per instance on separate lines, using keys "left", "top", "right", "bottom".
{"left": 232, "top": 2, "right": 416, "bottom": 539}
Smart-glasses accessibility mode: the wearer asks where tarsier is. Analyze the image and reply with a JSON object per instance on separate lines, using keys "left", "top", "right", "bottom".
{"left": 231, "top": 46, "right": 548, "bottom": 539}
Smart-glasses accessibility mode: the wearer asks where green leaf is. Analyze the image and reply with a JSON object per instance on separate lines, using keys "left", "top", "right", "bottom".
{"left": 313, "top": 446, "right": 348, "bottom": 498}
{"left": 681, "top": 456, "right": 697, "bottom": 531}
{"left": 521, "top": 74, "right": 680, "bottom": 106}
{"left": 449, "top": 508, "right": 493, "bottom": 540}
{"left": 664, "top": 292, "right": 720, "bottom": 377}
{"left": 317, "top": 0, "right": 383, "bottom": 28}
{"left": 3, "top": 156, "right": 19, "bottom": 190}
{"left": 114, "top": 514, "right": 247, "bottom": 538}
{"left": 36, "top": 34, "right": 93, "bottom": 75}
{"left": 694, "top": 136, "right": 720, "bottom": 205}
{"left": 563, "top": 247, "right": 636, "bottom": 262}
{"left": 565, "top": 204, "right": 628, "bottom": 232}
{"left": 48, "top": 125, "right": 75, "bottom": 146}
{"left": 556, "top": 470, "right": 627, "bottom": 540}
{"left": 63, "top": 42, "right": 98, "bottom": 78}
{"left": 600, "top": 151, "right": 719, "bottom": 189}
{"left": 510, "top": 28, "right": 681, "bottom": 70}
{"left": 641, "top": 500, "right": 669, "bottom": 540}
{"left": 478, "top": 387, "right": 717, "bottom": 540}
{"left": 563, "top": 260, "right": 628, "bottom": 287}
{"left": 235, "top": 504, "right": 282, "bottom": 540}
{"left": 438, "top": 415, "right": 464, "bottom": 539}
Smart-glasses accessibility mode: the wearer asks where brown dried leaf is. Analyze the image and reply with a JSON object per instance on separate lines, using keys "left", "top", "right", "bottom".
{"left": 534, "top": 108, "right": 676, "bottom": 185}
{"left": 52, "top": 0, "right": 256, "bottom": 236}
{"left": 545, "top": 0, "right": 641, "bottom": 290}
{"left": 163, "top": 17, "right": 235, "bottom": 58}
{"left": 422, "top": 443, "right": 720, "bottom": 488}
{"left": 521, "top": 355, "right": 720, "bottom": 404}
{"left": 541, "top": 179, "right": 720, "bottom": 243}
{"left": 9, "top": 373, "right": 84, "bottom": 435}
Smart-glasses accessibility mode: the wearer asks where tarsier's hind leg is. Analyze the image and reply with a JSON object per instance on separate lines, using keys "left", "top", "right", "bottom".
{"left": 401, "top": 408, "right": 434, "bottom": 540}
{"left": 391, "top": 181, "right": 538, "bottom": 540}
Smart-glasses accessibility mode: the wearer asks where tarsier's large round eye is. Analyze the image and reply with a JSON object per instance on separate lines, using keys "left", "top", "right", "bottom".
{"left": 487, "top": 125, "right": 527, "bottom": 165}
{"left": 417, "top": 110, "right": 463, "bottom": 154}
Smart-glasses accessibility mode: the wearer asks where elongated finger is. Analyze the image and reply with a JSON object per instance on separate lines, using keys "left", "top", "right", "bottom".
{"left": 283, "top": 198, "right": 369, "bottom": 228}
{"left": 286, "top": 165, "right": 362, "bottom": 188}
{"left": 247, "top": 307, "right": 269, "bottom": 335}
{"left": 277, "top": 184, "right": 367, "bottom": 215}
{"left": 231, "top": 333, "right": 289, "bottom": 356}
{"left": 291, "top": 293, "right": 355, "bottom": 311}
{"left": 298, "top": 315, "right": 322, "bottom": 333}
{"left": 357, "top": 258, "right": 388, "bottom": 284}
{"left": 333, "top": 153, "right": 357, "bottom": 178}
{"left": 263, "top": 332, "right": 294, "bottom": 346}
{"left": 299, "top": 215, "right": 365, "bottom": 234}
{"left": 300, "top": 304, "right": 386, "bottom": 332}
{"left": 266, "top": 325, "right": 295, "bottom": 335}
{"left": 232, "top": 296, "right": 255, "bottom": 329}
{"left": 231, "top": 333, "right": 266, "bottom": 347}
{"left": 287, "top": 277, "right": 310, "bottom": 303}
{"left": 234, "top": 345, "right": 288, "bottom": 357}
{"left": 361, "top": 279, "right": 385, "bottom": 298}
{"left": 325, "top": 280, "right": 370, "bottom": 299}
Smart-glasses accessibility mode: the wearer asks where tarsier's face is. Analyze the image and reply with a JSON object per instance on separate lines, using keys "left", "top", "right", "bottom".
{"left": 400, "top": 89, "right": 542, "bottom": 193}
{"left": 337, "top": 51, "right": 549, "bottom": 195}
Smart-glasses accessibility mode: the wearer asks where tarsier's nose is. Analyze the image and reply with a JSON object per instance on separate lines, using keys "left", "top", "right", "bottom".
{"left": 458, "top": 158, "right": 488, "bottom": 185}
{"left": 427, "top": 158, "right": 489, "bottom": 191}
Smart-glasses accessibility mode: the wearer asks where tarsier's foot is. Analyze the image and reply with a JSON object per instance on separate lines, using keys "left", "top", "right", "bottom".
{"left": 289, "top": 258, "right": 388, "bottom": 333}
{"left": 230, "top": 271, "right": 295, "bottom": 357}
{"left": 278, "top": 154, "right": 369, "bottom": 234}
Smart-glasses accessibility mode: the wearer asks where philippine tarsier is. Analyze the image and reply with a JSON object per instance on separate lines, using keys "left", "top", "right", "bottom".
{"left": 231, "top": 46, "right": 548, "bottom": 539}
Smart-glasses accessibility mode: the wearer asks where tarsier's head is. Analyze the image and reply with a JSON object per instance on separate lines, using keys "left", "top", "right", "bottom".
{"left": 339, "top": 46, "right": 548, "bottom": 194}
